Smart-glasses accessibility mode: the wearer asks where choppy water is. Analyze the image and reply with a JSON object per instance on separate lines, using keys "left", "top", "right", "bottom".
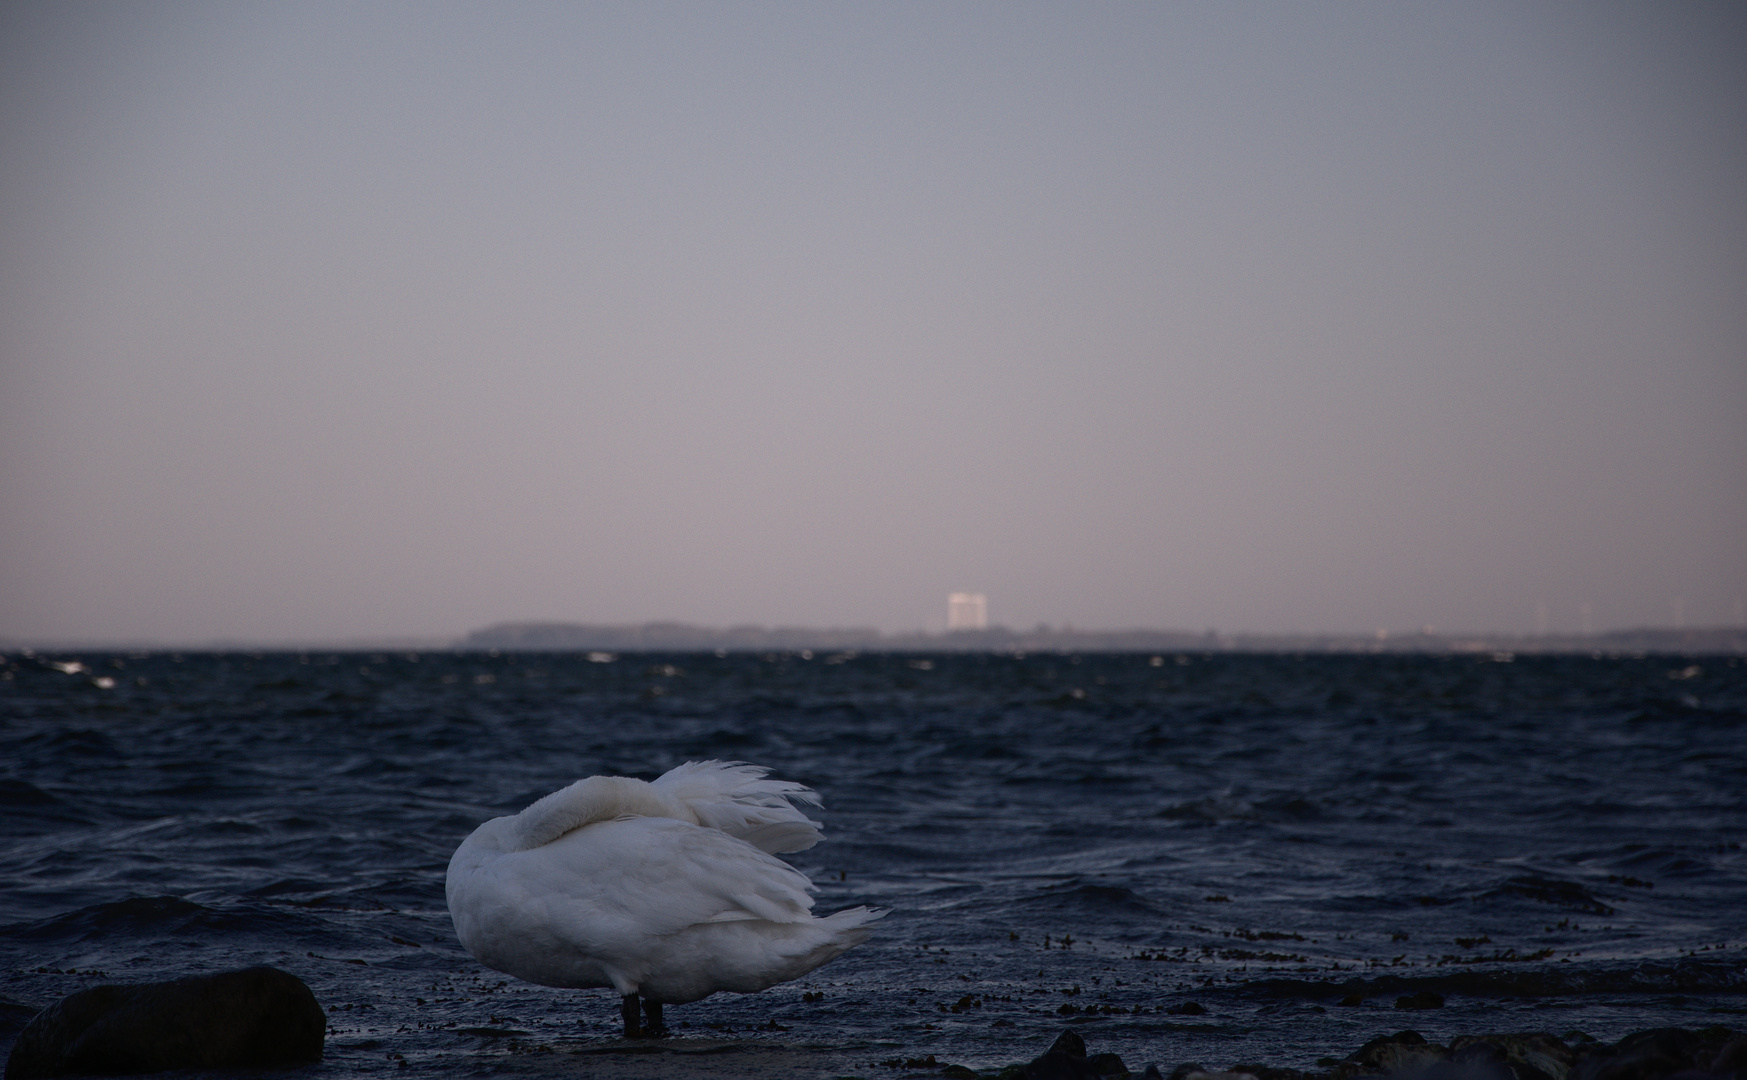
{"left": 3, "top": 650, "right": 1744, "bottom": 1078}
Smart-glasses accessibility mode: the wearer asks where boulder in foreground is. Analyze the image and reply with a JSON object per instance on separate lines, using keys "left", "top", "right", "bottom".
{"left": 5, "top": 966, "right": 324, "bottom": 1079}
{"left": 1006, "top": 1029, "right": 1133, "bottom": 1080}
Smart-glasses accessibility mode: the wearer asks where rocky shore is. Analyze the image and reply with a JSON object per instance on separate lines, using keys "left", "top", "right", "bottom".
{"left": 973, "top": 1025, "right": 1747, "bottom": 1080}
{"left": 5, "top": 970, "right": 1743, "bottom": 1080}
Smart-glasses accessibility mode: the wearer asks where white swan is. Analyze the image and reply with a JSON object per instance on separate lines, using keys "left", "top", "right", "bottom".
{"left": 446, "top": 760, "right": 884, "bottom": 1037}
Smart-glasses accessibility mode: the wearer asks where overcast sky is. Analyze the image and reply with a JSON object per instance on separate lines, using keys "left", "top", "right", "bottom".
{"left": 2, "top": 2, "right": 1743, "bottom": 644}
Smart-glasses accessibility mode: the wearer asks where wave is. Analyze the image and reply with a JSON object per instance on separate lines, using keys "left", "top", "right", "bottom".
{"left": 1477, "top": 874, "right": 1616, "bottom": 915}
{"left": 7, "top": 729, "right": 120, "bottom": 759}
{"left": 1, "top": 895, "right": 337, "bottom": 947}
{"left": 1329, "top": 873, "right": 1625, "bottom": 914}
{"left": 0, "top": 780, "right": 60, "bottom": 809}
{"left": 1157, "top": 793, "right": 1323, "bottom": 824}
{"left": 0, "top": 781, "right": 94, "bottom": 828}
{"left": 1016, "top": 883, "right": 1166, "bottom": 916}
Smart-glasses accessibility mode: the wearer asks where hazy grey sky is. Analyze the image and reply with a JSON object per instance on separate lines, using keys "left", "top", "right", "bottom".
{"left": 2, "top": 2, "right": 1743, "bottom": 643}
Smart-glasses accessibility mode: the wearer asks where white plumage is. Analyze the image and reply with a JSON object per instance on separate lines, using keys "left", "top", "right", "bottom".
{"left": 446, "top": 761, "right": 883, "bottom": 1036}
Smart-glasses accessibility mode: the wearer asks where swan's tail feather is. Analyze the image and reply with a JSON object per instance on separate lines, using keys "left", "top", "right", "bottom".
{"left": 819, "top": 905, "right": 887, "bottom": 944}
{"left": 781, "top": 906, "right": 888, "bottom": 974}
{"left": 653, "top": 760, "right": 825, "bottom": 854}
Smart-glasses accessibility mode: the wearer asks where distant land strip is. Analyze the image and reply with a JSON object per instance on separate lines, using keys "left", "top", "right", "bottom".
{"left": 461, "top": 621, "right": 1747, "bottom": 655}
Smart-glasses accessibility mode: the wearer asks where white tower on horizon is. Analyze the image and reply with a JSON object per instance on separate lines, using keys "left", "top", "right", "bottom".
{"left": 947, "top": 592, "right": 988, "bottom": 631}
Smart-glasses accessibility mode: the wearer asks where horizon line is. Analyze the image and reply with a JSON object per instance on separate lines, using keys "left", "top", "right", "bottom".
{"left": 4, "top": 619, "right": 1745, "bottom": 654}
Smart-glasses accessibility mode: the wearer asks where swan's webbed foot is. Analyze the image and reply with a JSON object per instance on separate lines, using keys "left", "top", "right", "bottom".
{"left": 620, "top": 993, "right": 641, "bottom": 1039}
{"left": 641, "top": 999, "right": 669, "bottom": 1038}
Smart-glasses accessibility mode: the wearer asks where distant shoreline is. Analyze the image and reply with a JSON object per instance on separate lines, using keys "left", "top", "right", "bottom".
{"left": 457, "top": 620, "right": 1747, "bottom": 655}
{"left": 18, "top": 622, "right": 1739, "bottom": 655}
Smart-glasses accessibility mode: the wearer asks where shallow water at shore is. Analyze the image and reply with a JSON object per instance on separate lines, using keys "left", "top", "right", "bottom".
{"left": 3, "top": 650, "right": 1745, "bottom": 1076}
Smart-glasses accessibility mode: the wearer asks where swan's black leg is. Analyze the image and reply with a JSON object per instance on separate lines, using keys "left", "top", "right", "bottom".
{"left": 642, "top": 999, "right": 668, "bottom": 1038}
{"left": 620, "top": 993, "right": 641, "bottom": 1038}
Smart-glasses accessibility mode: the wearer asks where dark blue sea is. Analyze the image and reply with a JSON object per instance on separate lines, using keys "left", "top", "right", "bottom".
{"left": 3, "top": 650, "right": 1744, "bottom": 1078}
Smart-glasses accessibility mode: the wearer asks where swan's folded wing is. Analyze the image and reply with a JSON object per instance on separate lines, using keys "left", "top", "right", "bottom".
{"left": 521, "top": 816, "right": 817, "bottom": 943}
{"left": 651, "top": 760, "right": 825, "bottom": 854}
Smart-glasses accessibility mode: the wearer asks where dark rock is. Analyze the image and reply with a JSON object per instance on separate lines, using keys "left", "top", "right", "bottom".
{"left": 1447, "top": 1033, "right": 1574, "bottom": 1080}
{"left": 1414, "top": 1041, "right": 1525, "bottom": 1080}
{"left": 1711, "top": 1037, "right": 1747, "bottom": 1075}
{"left": 1052, "top": 1031, "right": 1088, "bottom": 1058}
{"left": 1353, "top": 1031, "right": 1427, "bottom": 1054}
{"left": 1339, "top": 995, "right": 1367, "bottom": 1007}
{"left": 1570, "top": 1030, "right": 1688, "bottom": 1080}
{"left": 1168, "top": 1002, "right": 1208, "bottom": 1016}
{"left": 1163, "top": 1067, "right": 1286, "bottom": 1080}
{"left": 1089, "top": 1053, "right": 1130, "bottom": 1078}
{"left": 1020, "top": 1029, "right": 1130, "bottom": 1079}
{"left": 1570, "top": 1027, "right": 1747, "bottom": 1080}
{"left": 5, "top": 966, "right": 323, "bottom": 1079}
{"left": 1338, "top": 1030, "right": 1448, "bottom": 1078}
{"left": 0, "top": 1000, "right": 39, "bottom": 1041}
{"left": 1005, "top": 1025, "right": 1741, "bottom": 1080}
{"left": 1230, "top": 1064, "right": 1308, "bottom": 1080}
{"left": 1396, "top": 991, "right": 1446, "bottom": 1010}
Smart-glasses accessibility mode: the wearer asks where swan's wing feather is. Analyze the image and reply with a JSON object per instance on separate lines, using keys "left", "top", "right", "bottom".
{"left": 651, "top": 760, "right": 825, "bottom": 853}
{"left": 528, "top": 817, "right": 816, "bottom": 939}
